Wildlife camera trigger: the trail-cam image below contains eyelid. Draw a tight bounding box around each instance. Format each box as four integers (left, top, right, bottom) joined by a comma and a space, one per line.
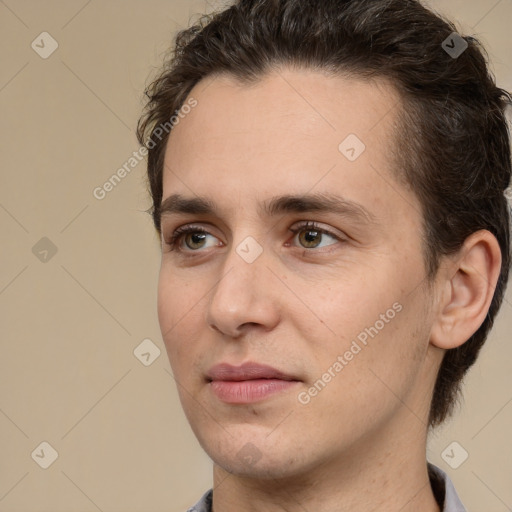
289, 220, 344, 239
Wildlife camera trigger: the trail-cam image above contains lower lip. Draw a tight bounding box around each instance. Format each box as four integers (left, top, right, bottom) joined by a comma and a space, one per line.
209, 379, 299, 404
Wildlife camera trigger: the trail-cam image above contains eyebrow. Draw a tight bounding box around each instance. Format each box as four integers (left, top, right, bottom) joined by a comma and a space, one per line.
159, 192, 377, 225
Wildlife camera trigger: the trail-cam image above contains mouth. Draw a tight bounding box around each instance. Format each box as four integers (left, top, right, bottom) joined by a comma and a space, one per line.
206, 362, 301, 404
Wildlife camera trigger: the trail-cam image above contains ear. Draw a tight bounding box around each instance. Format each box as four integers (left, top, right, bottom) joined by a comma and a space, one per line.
430, 230, 502, 350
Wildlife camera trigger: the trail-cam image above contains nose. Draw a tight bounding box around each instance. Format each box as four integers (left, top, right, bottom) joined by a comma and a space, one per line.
205, 241, 281, 338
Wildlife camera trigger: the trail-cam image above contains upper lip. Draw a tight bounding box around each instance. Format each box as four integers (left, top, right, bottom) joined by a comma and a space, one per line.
206, 362, 298, 382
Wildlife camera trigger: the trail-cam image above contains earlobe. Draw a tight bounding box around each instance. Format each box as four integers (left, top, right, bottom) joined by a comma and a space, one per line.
430, 230, 502, 350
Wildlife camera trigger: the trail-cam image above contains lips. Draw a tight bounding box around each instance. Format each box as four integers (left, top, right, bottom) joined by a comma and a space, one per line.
206, 362, 297, 382
206, 362, 300, 404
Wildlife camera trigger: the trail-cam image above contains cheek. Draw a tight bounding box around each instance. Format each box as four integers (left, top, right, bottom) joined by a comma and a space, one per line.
298, 259, 426, 383
157, 280, 175, 338
294, 268, 393, 349
298, 302, 429, 443
157, 265, 202, 331
157, 270, 201, 371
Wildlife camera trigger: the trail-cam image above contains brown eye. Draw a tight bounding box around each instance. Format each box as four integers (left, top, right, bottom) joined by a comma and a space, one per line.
183, 232, 208, 250
298, 228, 323, 248
290, 222, 340, 250
165, 225, 219, 252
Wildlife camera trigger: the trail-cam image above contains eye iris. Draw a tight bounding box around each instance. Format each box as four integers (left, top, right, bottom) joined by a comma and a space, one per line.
185, 232, 207, 249
299, 229, 321, 248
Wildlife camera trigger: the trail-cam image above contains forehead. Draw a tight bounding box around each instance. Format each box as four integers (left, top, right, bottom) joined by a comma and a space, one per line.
166, 67, 400, 154
161, 67, 416, 225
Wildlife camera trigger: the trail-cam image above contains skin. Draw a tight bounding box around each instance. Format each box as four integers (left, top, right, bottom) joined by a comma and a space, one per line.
156, 67, 501, 512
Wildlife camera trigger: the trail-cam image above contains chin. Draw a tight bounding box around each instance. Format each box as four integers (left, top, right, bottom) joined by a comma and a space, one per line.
199, 428, 314, 481
213, 450, 308, 480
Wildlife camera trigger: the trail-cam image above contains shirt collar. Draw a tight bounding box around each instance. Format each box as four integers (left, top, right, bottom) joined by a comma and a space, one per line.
427, 462, 468, 511
187, 489, 212, 512
188, 462, 467, 512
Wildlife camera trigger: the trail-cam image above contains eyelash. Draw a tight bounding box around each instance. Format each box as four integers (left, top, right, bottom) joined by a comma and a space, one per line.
164, 221, 342, 253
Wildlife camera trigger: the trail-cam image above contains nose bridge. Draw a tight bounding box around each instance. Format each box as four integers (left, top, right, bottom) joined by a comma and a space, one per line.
205, 234, 279, 335
210, 235, 265, 310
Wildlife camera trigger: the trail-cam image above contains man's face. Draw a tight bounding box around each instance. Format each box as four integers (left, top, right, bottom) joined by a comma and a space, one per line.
158, 68, 441, 478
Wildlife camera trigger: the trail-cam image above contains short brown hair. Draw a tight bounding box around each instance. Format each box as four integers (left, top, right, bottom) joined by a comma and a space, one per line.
137, 0, 512, 427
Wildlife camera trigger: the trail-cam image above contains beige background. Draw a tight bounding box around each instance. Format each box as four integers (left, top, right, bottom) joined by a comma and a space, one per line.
0, 0, 510, 510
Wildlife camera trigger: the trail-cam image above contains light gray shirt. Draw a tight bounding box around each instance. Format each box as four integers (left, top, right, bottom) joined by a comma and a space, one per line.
186, 462, 467, 511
